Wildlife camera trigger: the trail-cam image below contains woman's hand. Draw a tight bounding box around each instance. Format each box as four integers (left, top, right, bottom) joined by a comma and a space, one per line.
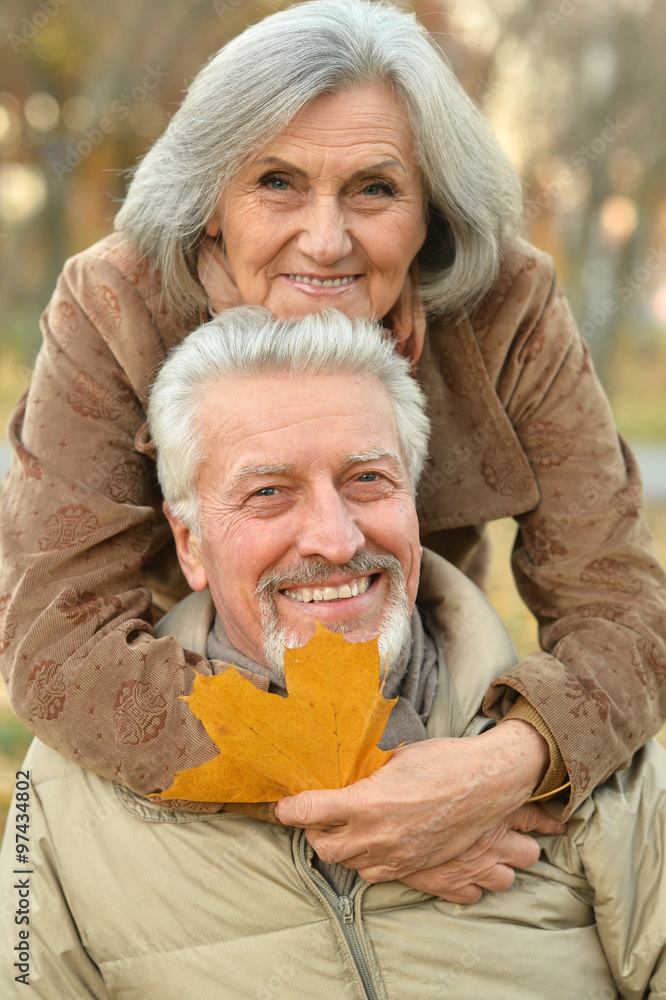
274, 721, 552, 883
384, 259, 426, 373
398, 803, 566, 903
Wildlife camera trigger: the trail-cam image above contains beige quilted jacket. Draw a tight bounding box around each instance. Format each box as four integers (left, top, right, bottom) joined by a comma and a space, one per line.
1, 554, 664, 999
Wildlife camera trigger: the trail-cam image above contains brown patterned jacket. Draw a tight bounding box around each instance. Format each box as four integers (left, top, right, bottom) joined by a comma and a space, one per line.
1, 232, 664, 819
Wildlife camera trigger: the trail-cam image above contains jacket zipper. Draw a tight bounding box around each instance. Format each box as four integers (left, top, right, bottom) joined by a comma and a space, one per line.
297, 834, 382, 1000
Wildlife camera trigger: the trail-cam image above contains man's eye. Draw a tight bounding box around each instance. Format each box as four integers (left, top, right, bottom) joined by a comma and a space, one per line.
254, 487, 278, 497
357, 472, 379, 482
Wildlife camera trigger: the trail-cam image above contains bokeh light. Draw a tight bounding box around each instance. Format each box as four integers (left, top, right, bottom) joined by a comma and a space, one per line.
0, 163, 48, 224
33, 27, 68, 62
61, 96, 97, 132
653, 287, 666, 323
599, 195, 639, 245
24, 92, 60, 132
0, 93, 22, 146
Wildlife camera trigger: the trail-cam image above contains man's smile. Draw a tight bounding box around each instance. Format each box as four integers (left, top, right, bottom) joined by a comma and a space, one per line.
281, 573, 374, 603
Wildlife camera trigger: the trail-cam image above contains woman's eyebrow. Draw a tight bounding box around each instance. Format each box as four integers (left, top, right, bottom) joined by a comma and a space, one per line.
253, 157, 308, 178
348, 159, 405, 179
251, 157, 405, 180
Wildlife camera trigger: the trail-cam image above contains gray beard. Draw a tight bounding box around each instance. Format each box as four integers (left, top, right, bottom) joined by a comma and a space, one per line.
255, 551, 412, 687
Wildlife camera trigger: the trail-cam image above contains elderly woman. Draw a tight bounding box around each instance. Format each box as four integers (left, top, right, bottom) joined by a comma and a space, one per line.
1, 0, 665, 897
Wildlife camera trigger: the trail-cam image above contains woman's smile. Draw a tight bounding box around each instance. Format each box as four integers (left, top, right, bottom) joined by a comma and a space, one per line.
281, 272, 360, 297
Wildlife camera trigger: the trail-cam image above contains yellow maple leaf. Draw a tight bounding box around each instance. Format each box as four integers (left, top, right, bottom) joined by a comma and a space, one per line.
159, 621, 398, 802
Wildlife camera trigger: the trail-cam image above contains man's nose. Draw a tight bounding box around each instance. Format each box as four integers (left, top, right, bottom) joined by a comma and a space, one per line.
295, 488, 364, 565
296, 197, 353, 265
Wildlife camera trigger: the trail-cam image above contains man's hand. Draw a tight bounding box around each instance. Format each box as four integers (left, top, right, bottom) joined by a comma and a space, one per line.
398, 803, 566, 904
274, 721, 553, 882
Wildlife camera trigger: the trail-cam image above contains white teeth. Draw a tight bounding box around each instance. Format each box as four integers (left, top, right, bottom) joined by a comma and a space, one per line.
282, 576, 372, 603
289, 274, 355, 287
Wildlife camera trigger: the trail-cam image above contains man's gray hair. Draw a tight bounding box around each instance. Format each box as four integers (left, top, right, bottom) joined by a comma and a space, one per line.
148, 307, 430, 533
115, 0, 521, 319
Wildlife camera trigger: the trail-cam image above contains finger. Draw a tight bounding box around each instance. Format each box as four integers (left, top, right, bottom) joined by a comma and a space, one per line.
304, 828, 369, 866
401, 872, 484, 905
473, 863, 516, 893
439, 885, 484, 905
509, 803, 567, 836
496, 830, 541, 871
274, 788, 351, 829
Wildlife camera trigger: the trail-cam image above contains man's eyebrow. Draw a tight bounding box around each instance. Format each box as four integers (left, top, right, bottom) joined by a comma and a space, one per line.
224, 464, 294, 497
342, 449, 402, 469
252, 157, 405, 180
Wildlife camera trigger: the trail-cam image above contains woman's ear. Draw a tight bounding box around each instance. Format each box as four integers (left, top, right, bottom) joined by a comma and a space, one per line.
164, 504, 209, 592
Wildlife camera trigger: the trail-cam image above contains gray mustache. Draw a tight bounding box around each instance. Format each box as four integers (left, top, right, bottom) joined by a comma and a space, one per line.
255, 551, 404, 598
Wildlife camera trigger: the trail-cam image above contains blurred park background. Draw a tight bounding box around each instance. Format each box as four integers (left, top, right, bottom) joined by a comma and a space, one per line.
0, 0, 665, 833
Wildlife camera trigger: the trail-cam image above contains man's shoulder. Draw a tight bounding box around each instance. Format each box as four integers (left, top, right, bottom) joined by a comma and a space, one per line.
419, 549, 519, 735
21, 738, 104, 792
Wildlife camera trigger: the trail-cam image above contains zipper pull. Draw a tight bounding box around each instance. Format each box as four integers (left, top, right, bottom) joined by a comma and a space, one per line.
339, 896, 354, 925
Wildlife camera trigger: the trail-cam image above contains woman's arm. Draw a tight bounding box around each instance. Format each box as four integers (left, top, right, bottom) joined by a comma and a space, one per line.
478, 247, 666, 818
0, 237, 226, 798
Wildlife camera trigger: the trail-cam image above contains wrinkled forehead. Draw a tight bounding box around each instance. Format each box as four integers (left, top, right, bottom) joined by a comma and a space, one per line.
226, 82, 424, 187
195, 370, 408, 491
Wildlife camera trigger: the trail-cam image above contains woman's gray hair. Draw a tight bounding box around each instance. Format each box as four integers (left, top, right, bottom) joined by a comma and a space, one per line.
115, 0, 522, 319
148, 306, 430, 533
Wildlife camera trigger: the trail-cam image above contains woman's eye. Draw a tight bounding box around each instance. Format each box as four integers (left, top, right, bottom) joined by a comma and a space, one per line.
260, 174, 290, 191
362, 181, 394, 197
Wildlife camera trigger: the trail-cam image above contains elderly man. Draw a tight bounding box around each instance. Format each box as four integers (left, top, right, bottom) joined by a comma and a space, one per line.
1, 308, 665, 999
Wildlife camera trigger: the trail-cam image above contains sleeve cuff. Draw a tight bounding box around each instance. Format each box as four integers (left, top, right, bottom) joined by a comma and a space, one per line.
500, 696, 571, 801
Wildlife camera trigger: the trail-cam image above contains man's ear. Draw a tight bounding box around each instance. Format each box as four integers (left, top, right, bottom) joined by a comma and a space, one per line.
164, 503, 209, 592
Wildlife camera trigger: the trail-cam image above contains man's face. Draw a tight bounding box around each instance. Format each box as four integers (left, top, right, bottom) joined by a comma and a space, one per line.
167, 371, 422, 671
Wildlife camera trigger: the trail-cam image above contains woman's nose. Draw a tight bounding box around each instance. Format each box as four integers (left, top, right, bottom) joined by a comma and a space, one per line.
295, 197, 353, 265
295, 488, 364, 565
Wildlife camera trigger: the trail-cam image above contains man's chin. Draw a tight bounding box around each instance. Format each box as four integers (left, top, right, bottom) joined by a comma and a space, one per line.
257, 555, 413, 683
262, 607, 411, 686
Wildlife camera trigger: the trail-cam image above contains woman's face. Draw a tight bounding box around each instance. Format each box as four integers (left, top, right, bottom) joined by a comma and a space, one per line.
205, 83, 427, 320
